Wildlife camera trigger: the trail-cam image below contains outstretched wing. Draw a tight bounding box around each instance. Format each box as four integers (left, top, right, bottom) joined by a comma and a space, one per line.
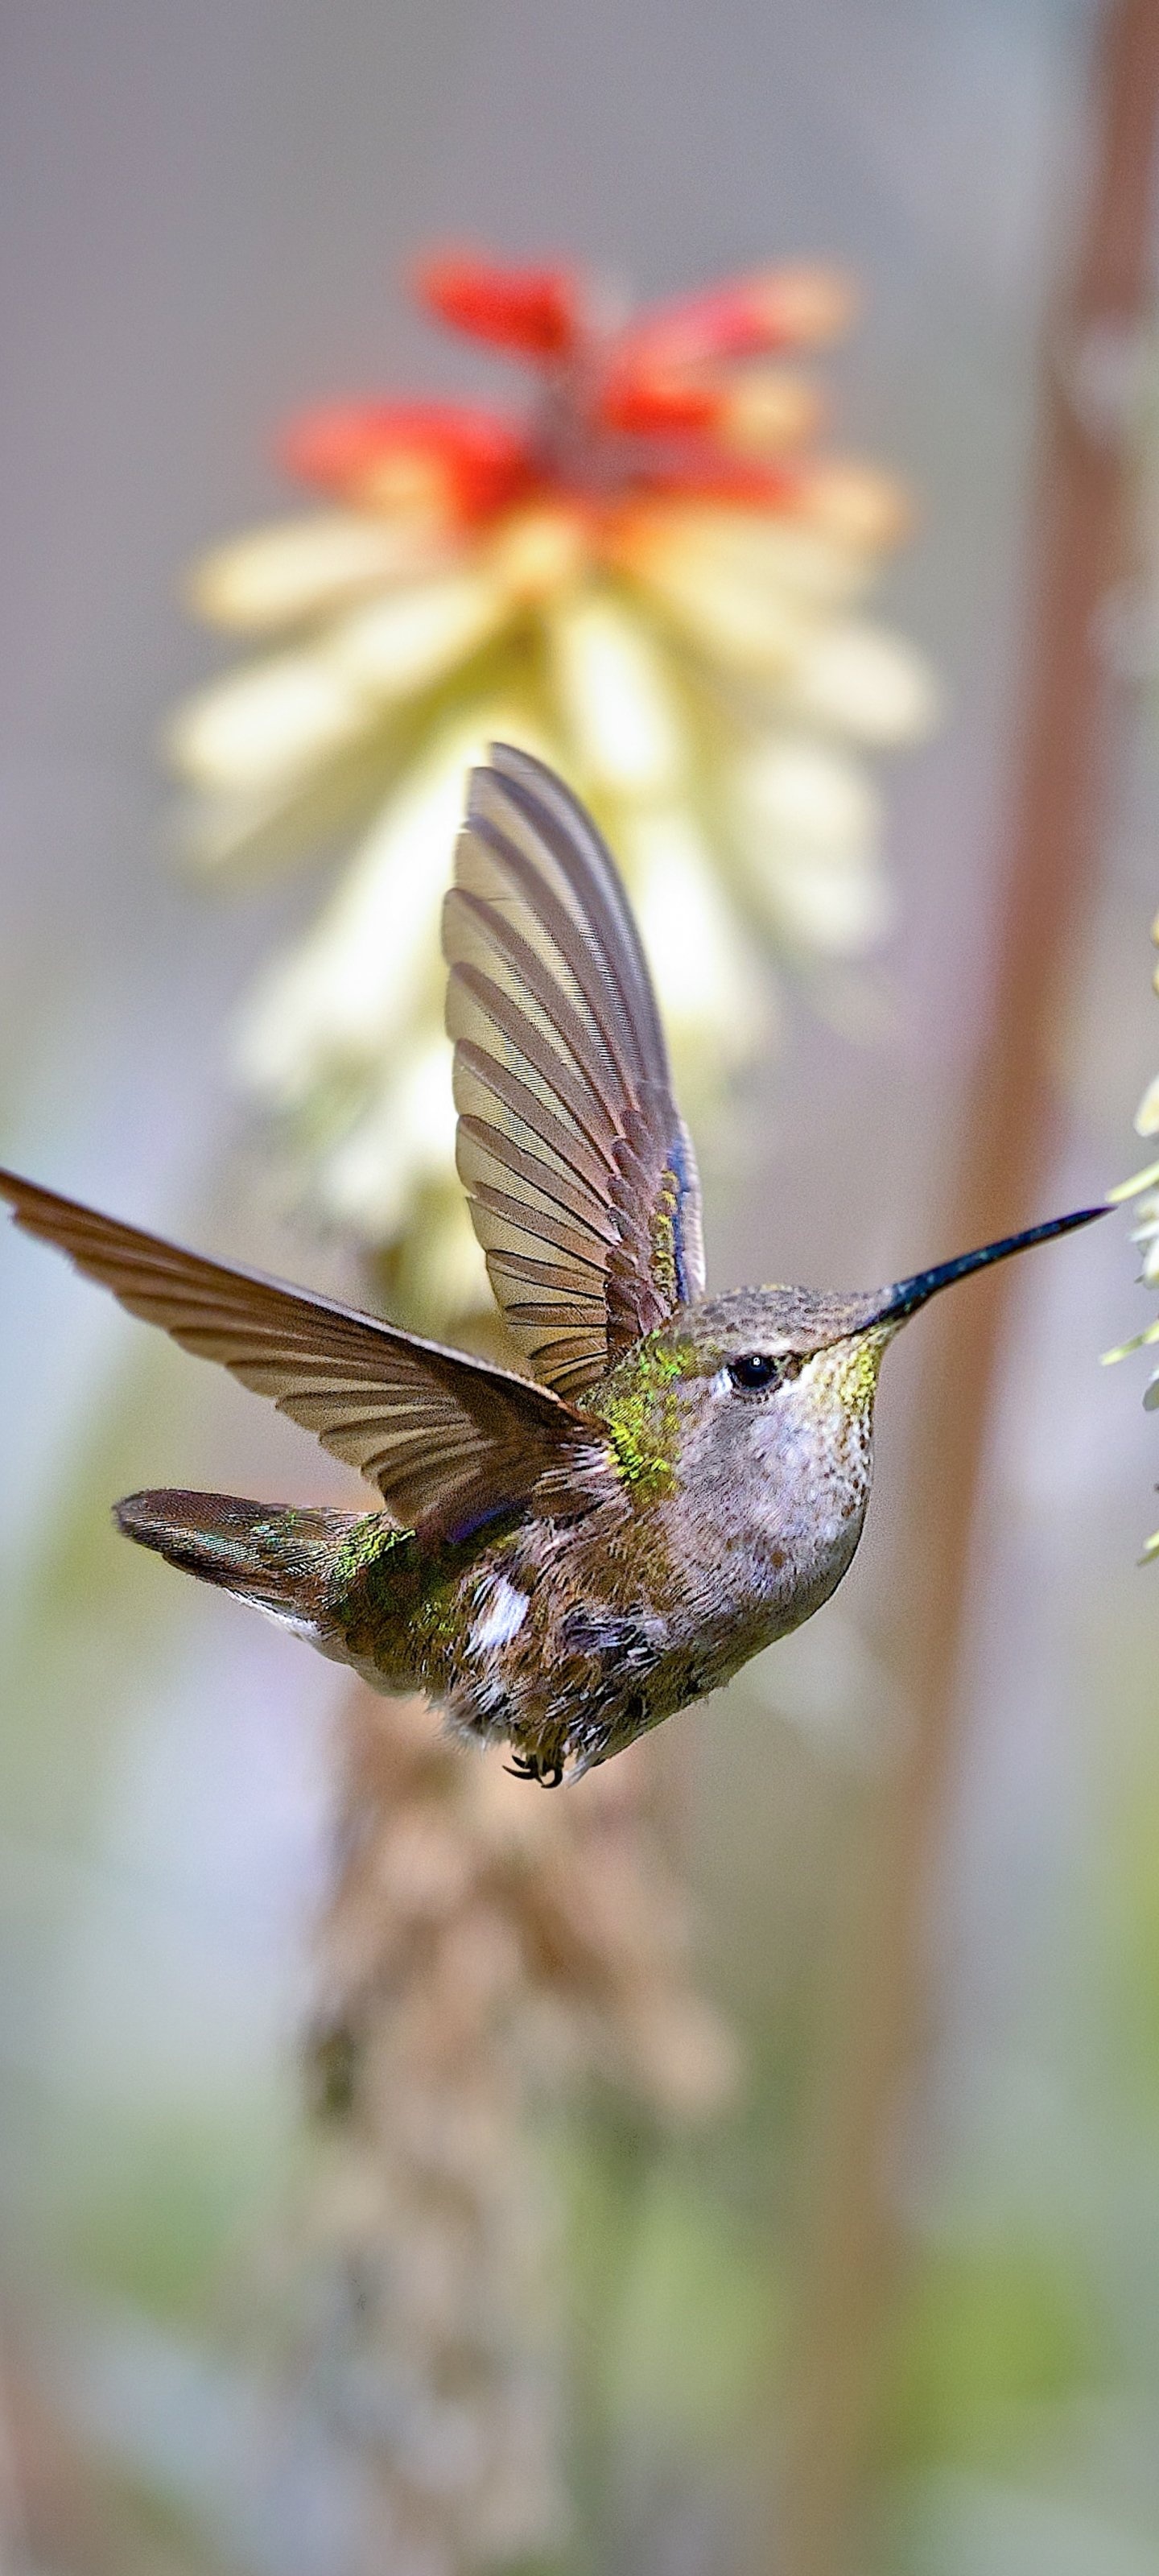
0, 1167, 594, 1544
443, 744, 705, 1399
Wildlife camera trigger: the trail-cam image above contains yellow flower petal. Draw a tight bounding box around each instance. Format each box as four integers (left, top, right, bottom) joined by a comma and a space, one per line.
728, 736, 891, 954
392, 1183, 491, 1319
172, 745, 389, 879
619, 504, 869, 612
1102, 1317, 1159, 1362
722, 369, 823, 452
616, 807, 765, 1067
733, 733, 880, 852
326, 568, 510, 701
617, 506, 894, 681
233, 703, 554, 1112
637, 557, 811, 678
323, 1033, 460, 1237
763, 853, 892, 952
186, 513, 452, 633
802, 464, 909, 549
488, 505, 589, 605
1135, 1071, 1159, 1136
167, 651, 373, 792
784, 621, 940, 743
548, 593, 687, 797
1108, 1156, 1159, 1202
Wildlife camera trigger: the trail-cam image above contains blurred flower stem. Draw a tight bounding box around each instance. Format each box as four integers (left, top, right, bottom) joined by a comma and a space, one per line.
293, 1692, 732, 2576
776, 8, 1159, 2573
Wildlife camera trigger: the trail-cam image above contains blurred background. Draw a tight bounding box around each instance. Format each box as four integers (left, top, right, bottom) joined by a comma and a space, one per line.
2, 2, 1158, 2571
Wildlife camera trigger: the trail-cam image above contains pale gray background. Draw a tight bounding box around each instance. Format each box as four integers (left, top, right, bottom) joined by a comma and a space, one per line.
1, 4, 1156, 2569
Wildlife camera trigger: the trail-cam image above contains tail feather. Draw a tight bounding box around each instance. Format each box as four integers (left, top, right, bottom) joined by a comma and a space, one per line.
114, 1489, 356, 1634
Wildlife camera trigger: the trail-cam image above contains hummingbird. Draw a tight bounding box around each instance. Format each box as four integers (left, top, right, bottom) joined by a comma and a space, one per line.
0, 745, 1105, 1782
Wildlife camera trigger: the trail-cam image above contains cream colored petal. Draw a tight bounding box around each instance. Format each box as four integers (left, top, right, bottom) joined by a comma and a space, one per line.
1108, 1154, 1159, 1201
723, 369, 823, 451
633, 555, 813, 679
171, 737, 393, 879
616, 806, 766, 1068
802, 464, 909, 548
783, 621, 940, 743
732, 733, 881, 854
548, 592, 687, 797
728, 734, 890, 954
1136, 1071, 1159, 1136
618, 506, 871, 611
759, 854, 893, 952
233, 757, 458, 1108
619, 510, 879, 679
394, 1183, 492, 1318
168, 650, 373, 792
321, 1031, 460, 1237
326, 568, 510, 702
233, 702, 556, 1113
1131, 1194, 1159, 1294
186, 513, 453, 634
1103, 1315, 1159, 1361
488, 504, 589, 604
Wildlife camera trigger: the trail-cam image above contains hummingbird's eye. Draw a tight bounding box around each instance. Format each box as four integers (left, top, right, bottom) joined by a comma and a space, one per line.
727, 1352, 782, 1392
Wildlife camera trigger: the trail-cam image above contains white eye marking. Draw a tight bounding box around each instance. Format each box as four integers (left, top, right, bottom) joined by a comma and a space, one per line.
468, 1576, 530, 1654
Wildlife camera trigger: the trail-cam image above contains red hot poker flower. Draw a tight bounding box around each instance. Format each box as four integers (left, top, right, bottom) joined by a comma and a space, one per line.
172, 244, 934, 1304
278, 248, 878, 533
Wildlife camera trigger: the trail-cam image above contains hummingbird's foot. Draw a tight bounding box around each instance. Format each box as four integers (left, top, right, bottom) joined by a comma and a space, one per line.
503, 1749, 566, 1787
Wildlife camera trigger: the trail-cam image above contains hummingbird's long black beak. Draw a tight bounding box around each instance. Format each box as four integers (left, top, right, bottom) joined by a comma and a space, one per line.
867, 1203, 1108, 1331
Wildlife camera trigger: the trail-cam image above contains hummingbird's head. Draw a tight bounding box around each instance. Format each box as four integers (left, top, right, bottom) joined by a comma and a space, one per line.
592, 1206, 1105, 1611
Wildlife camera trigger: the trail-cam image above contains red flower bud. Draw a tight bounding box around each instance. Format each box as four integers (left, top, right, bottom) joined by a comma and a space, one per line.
633, 453, 801, 506
616, 265, 855, 374
415, 250, 582, 361
278, 402, 537, 523
596, 371, 724, 436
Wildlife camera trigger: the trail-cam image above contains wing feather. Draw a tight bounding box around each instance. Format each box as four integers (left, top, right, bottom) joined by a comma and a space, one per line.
443, 744, 705, 1397
0, 1166, 594, 1543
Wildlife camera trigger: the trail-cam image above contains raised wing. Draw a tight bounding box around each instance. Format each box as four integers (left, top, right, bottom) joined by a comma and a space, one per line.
0, 1167, 592, 1544
443, 744, 705, 1399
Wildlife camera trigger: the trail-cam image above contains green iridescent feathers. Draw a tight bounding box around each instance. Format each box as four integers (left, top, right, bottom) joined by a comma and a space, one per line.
444, 744, 706, 1398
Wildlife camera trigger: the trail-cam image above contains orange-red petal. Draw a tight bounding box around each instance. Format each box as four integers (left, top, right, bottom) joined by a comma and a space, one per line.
596, 370, 724, 436
278, 402, 538, 524
616, 265, 856, 374
415, 248, 582, 361
598, 365, 823, 452
629, 449, 802, 506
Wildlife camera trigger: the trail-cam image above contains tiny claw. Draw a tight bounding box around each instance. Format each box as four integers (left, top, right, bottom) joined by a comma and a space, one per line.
504, 1749, 565, 1786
